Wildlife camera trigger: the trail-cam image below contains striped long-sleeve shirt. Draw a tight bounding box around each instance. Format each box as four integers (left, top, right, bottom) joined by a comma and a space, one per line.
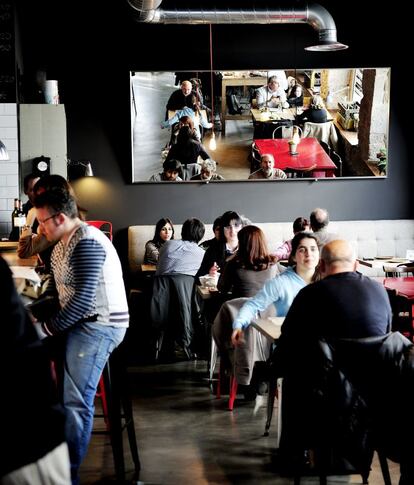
43, 224, 129, 335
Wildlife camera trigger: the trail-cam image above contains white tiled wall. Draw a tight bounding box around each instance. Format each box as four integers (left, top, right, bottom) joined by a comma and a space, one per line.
0, 103, 19, 238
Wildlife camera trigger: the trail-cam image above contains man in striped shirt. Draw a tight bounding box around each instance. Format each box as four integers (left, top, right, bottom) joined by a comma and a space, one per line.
34, 187, 128, 485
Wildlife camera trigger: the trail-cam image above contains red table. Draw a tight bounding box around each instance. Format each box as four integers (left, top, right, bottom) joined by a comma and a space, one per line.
383, 277, 414, 341
254, 137, 337, 177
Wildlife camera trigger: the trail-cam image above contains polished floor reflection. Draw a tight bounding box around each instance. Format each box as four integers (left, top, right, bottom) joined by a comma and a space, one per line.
81, 360, 400, 484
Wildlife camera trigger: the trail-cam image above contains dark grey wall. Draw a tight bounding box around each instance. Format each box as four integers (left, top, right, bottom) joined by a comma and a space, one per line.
17, 1, 414, 235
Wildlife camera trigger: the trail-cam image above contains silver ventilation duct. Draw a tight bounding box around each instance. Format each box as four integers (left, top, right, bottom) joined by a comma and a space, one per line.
127, 1, 348, 51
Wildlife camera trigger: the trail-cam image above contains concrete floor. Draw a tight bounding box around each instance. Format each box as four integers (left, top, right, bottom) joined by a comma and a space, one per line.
80, 360, 400, 484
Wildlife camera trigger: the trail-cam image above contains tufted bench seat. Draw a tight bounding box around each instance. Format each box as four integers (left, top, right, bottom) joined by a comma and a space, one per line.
128, 220, 414, 277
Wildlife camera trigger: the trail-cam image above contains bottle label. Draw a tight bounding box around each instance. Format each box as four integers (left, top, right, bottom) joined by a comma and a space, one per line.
14, 216, 26, 227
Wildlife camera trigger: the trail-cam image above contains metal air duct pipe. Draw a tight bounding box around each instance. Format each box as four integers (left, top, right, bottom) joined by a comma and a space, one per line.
127, 1, 348, 51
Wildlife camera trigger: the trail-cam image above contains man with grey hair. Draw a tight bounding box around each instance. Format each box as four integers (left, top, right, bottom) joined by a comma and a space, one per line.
269, 241, 398, 477
309, 207, 339, 248
249, 154, 287, 180
274, 239, 391, 356
256, 76, 288, 109
190, 159, 224, 181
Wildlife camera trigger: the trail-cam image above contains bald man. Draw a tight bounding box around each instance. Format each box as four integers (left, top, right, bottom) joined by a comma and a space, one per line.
166, 80, 200, 114
277, 240, 391, 344
270, 240, 392, 474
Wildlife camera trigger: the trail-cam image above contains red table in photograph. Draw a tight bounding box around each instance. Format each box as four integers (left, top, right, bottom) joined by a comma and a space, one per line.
254, 137, 337, 177
383, 277, 414, 340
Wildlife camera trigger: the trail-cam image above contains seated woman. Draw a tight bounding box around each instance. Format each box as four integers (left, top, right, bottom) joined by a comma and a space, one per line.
144, 218, 175, 265
287, 85, 304, 107
167, 115, 200, 147
296, 94, 328, 124
161, 104, 212, 141
196, 210, 243, 281
165, 125, 210, 181
272, 216, 309, 262
218, 225, 280, 298
190, 159, 224, 181
232, 232, 320, 346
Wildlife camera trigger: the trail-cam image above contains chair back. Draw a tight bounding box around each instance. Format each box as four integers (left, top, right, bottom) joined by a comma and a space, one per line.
303, 121, 338, 151
251, 142, 261, 172
272, 125, 293, 139
86, 220, 113, 241
284, 164, 317, 178
319, 140, 331, 156
330, 150, 343, 177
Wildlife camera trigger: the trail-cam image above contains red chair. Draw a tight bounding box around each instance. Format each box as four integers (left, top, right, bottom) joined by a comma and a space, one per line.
86, 220, 113, 241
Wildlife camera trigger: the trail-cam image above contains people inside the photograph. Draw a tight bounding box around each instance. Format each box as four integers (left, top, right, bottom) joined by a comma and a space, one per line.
144, 218, 175, 265
166, 80, 202, 114
190, 159, 224, 181
249, 154, 287, 180
256, 76, 288, 109
273, 216, 310, 261
296, 94, 328, 123
149, 159, 183, 182
287, 84, 304, 107
165, 126, 210, 180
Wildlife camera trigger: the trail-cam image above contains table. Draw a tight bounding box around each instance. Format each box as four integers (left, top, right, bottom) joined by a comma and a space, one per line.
253, 138, 337, 177
251, 316, 284, 340
251, 108, 296, 139
358, 258, 411, 271
383, 277, 414, 341
220, 75, 267, 135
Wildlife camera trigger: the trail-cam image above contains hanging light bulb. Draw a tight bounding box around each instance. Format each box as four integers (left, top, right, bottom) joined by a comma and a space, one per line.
208, 24, 217, 152
209, 132, 217, 151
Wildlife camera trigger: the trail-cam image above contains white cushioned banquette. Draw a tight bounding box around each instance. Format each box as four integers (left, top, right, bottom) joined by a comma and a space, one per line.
128, 220, 414, 276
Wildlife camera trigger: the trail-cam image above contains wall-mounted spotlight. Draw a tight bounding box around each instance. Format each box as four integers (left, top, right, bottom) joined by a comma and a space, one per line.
67, 159, 94, 181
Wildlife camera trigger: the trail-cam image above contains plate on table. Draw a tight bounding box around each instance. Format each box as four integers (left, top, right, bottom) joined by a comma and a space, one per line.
375, 256, 393, 260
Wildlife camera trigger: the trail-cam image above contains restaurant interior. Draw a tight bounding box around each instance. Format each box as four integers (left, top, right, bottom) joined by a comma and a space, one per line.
0, 0, 413, 484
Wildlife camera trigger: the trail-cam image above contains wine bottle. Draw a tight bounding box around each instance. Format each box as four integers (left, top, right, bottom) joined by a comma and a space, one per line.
9, 199, 26, 241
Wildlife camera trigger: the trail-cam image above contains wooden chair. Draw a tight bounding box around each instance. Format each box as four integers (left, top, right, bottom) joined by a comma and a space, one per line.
284, 164, 317, 178
250, 142, 262, 173
330, 150, 343, 177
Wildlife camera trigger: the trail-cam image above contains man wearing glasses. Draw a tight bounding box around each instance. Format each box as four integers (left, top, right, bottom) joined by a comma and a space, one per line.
34, 187, 129, 485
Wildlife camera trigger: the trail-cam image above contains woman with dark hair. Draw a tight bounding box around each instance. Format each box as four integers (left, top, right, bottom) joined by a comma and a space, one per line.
165, 125, 210, 180
144, 218, 174, 265
218, 225, 279, 297
287, 84, 304, 107
232, 232, 320, 346
196, 210, 243, 281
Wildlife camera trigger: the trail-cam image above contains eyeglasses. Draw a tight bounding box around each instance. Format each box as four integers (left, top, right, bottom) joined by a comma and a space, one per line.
38, 213, 59, 225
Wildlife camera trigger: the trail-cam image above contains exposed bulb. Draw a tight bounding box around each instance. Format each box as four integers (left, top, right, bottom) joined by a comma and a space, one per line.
209, 132, 217, 151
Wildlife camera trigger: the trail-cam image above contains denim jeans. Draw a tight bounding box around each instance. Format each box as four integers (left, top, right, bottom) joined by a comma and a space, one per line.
62, 322, 127, 484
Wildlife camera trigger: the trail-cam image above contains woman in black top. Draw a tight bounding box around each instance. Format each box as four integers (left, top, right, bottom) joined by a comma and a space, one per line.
296, 94, 328, 123
196, 211, 243, 281
165, 125, 210, 180
287, 85, 304, 108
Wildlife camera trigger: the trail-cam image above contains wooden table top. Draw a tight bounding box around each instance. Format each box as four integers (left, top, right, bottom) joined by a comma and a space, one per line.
357, 258, 411, 269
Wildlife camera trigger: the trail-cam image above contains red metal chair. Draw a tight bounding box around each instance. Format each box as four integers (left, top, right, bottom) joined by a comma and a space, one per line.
86, 220, 113, 241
